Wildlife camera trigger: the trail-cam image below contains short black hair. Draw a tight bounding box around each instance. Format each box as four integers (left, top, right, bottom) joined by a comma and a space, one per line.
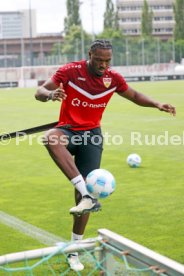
90, 39, 112, 52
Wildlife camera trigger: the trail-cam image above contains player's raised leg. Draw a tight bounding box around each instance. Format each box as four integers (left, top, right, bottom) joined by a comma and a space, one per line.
44, 128, 101, 215
69, 129, 103, 215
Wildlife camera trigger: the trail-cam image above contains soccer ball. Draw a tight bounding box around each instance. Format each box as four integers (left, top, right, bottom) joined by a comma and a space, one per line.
127, 153, 141, 168
86, 169, 116, 199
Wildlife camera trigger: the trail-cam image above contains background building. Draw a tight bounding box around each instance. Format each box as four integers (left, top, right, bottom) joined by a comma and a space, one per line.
0, 9, 64, 67
117, 0, 175, 39
0, 10, 37, 39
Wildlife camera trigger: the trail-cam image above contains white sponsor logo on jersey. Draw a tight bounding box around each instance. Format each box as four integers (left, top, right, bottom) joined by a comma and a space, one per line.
71, 98, 106, 108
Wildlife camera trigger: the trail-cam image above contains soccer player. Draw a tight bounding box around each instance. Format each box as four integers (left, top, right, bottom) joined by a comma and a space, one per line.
35, 39, 176, 271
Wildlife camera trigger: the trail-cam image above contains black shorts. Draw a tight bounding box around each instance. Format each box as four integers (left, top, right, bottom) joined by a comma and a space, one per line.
58, 127, 103, 177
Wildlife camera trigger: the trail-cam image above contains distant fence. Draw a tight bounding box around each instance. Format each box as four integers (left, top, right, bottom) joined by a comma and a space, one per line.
0, 63, 184, 88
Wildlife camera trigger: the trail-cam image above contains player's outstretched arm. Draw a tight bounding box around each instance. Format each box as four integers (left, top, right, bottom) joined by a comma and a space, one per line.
35, 79, 67, 102
118, 86, 176, 116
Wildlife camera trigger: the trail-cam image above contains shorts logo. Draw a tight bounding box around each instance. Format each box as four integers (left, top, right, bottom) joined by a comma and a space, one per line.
103, 78, 112, 88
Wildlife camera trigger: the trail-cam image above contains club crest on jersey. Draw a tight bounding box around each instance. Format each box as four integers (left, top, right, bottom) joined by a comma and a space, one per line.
103, 78, 112, 88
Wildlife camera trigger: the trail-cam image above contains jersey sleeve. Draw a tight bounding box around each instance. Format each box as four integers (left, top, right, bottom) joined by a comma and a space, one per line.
114, 71, 129, 93
51, 64, 70, 87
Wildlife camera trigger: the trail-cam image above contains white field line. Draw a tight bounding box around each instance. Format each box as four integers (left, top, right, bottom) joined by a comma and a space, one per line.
0, 211, 67, 246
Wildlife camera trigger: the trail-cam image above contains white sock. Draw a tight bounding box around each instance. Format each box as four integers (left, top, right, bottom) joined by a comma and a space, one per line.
71, 175, 91, 197
71, 232, 83, 241
70, 232, 83, 256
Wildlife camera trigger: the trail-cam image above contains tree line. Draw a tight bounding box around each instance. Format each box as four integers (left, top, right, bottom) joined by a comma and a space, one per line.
52, 0, 184, 65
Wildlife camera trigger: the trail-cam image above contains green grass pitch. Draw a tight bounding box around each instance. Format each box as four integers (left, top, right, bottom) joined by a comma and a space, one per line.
0, 81, 184, 264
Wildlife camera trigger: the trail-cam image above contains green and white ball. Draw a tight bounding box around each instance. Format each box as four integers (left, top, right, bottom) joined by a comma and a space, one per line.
127, 153, 141, 168
86, 169, 116, 199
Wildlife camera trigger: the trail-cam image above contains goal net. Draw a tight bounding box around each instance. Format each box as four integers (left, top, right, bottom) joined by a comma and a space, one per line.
0, 228, 183, 276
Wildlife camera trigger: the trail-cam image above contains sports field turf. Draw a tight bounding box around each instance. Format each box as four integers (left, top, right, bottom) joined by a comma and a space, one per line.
0, 80, 184, 265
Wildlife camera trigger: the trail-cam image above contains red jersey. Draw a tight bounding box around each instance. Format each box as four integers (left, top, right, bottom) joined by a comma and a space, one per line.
51, 60, 128, 130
